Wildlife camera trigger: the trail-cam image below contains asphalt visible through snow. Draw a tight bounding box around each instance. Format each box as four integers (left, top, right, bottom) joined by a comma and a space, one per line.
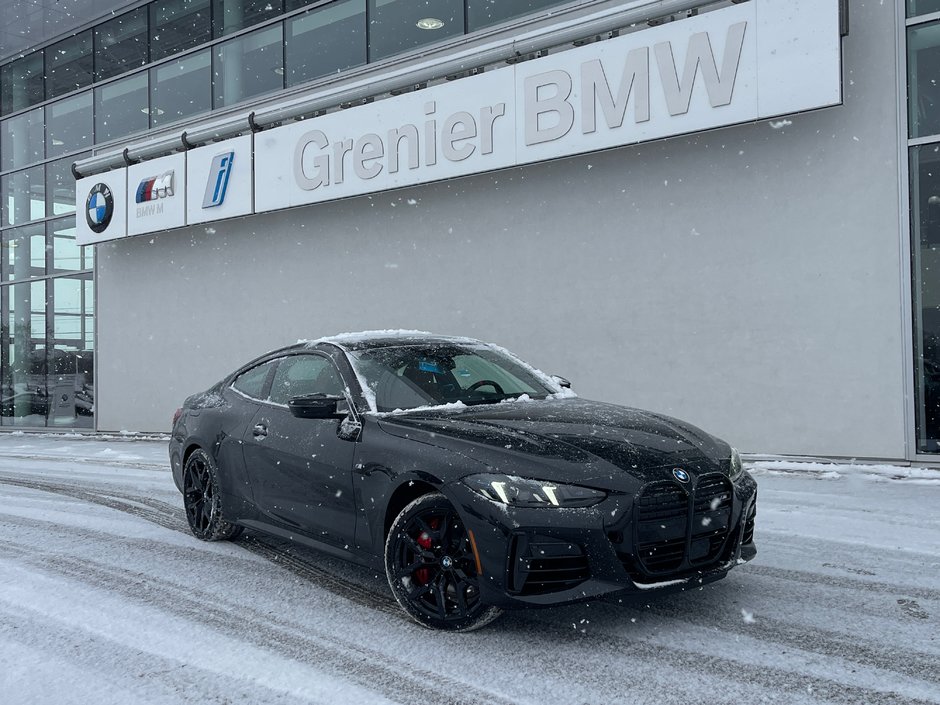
0, 435, 937, 705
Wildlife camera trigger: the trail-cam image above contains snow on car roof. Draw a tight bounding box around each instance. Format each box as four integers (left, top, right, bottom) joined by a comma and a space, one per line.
297, 330, 483, 351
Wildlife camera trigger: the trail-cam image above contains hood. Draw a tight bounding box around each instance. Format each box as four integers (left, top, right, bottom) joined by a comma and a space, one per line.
375, 397, 731, 491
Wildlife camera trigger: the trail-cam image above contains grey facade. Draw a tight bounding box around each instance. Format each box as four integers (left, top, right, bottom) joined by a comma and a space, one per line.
95, 0, 907, 459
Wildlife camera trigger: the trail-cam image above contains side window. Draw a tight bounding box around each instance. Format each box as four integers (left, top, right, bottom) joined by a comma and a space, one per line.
268, 355, 345, 405
231, 360, 276, 399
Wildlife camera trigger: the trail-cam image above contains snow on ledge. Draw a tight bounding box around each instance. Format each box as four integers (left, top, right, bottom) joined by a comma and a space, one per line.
746, 459, 940, 485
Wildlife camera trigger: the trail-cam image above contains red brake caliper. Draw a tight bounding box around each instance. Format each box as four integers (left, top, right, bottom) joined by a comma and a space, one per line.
414, 517, 440, 585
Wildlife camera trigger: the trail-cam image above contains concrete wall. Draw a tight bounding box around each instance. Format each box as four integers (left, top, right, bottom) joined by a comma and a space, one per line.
97, 0, 907, 459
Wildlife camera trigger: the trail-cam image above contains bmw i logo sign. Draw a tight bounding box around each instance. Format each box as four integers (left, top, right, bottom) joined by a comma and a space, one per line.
672, 468, 690, 483
85, 183, 114, 234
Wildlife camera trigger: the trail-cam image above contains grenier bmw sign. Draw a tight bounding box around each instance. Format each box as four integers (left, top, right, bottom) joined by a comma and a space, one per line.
75, 0, 841, 245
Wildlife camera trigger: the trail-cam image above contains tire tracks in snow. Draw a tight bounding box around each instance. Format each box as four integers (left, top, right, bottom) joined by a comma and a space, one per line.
0, 474, 397, 615
3, 473, 938, 704
502, 610, 940, 705
0, 475, 525, 705
744, 564, 940, 603
0, 603, 340, 705
0, 546, 517, 705
0, 451, 168, 471
607, 594, 940, 689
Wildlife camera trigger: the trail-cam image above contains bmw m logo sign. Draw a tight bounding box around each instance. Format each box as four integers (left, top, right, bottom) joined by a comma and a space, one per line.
136, 171, 175, 203
672, 468, 690, 483
203, 151, 234, 208
85, 183, 114, 234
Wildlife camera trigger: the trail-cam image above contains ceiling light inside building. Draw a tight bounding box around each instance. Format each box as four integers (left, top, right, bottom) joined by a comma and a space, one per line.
416, 17, 444, 30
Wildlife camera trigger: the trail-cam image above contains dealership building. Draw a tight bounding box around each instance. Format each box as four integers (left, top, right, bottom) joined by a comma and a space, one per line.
1, 0, 937, 462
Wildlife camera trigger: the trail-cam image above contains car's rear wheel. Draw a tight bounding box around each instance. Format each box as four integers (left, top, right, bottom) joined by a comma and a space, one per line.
183, 448, 243, 541
385, 492, 501, 631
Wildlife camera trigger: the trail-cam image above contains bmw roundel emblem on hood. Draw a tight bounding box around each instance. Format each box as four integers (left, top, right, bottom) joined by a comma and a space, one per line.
672, 468, 690, 483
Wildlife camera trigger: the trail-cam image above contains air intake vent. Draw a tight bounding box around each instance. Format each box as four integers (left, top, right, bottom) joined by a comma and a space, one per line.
508, 535, 590, 595
742, 496, 757, 545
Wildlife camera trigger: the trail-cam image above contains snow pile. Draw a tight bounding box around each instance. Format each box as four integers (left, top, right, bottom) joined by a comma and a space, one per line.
747, 459, 940, 484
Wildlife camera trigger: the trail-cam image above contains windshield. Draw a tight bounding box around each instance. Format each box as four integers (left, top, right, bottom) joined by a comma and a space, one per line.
349, 344, 557, 412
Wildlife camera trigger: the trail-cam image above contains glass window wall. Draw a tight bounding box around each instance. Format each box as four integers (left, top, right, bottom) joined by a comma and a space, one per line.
213, 0, 284, 37
151, 0, 213, 60
213, 24, 283, 108
286, 0, 366, 86
151, 49, 211, 126
908, 22, 940, 139
45, 31, 94, 99
94, 8, 150, 81
910, 1, 940, 17
368, 0, 464, 62
1, 107, 44, 170
467, 0, 568, 31
1, 167, 45, 227
45, 92, 94, 158
95, 72, 149, 143
50, 219, 93, 275
47, 154, 88, 217
0, 52, 44, 116
49, 341, 96, 428
1, 280, 47, 426
911, 144, 940, 452
2, 224, 46, 281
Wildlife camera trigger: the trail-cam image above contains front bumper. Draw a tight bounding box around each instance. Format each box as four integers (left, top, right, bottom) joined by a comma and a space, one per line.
445, 472, 758, 609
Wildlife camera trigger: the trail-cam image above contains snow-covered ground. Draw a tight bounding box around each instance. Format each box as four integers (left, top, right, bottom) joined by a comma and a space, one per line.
0, 434, 938, 705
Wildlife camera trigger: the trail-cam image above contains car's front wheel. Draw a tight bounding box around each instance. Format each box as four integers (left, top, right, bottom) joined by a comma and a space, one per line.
385, 492, 502, 631
182, 448, 243, 541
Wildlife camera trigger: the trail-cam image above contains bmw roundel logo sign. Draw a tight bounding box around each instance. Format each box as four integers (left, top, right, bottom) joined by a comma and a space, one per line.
672, 468, 690, 483
85, 183, 114, 234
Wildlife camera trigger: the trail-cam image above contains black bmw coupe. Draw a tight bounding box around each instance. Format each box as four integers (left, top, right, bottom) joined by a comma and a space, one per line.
170, 332, 757, 630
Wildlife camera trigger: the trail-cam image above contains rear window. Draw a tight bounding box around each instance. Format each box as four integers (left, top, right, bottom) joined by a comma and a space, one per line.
231, 360, 275, 399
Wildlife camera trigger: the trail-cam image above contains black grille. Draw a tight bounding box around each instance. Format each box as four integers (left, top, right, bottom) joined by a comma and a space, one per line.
636, 482, 688, 572
742, 497, 757, 544
690, 475, 733, 565
631, 474, 734, 575
508, 535, 590, 595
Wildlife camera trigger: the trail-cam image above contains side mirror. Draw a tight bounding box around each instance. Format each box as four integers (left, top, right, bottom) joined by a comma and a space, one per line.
550, 375, 572, 389
288, 393, 346, 419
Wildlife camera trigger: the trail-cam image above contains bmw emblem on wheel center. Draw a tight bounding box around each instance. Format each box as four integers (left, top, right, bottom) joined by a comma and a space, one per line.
672, 468, 690, 483
85, 183, 114, 234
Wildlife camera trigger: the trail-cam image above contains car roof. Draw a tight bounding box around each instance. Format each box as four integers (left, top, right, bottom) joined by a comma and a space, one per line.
297, 330, 485, 352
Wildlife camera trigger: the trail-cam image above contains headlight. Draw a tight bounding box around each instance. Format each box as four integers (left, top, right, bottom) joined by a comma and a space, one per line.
729, 447, 745, 480
463, 474, 606, 508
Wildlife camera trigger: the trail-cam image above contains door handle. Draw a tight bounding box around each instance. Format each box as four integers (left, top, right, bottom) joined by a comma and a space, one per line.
253, 423, 268, 439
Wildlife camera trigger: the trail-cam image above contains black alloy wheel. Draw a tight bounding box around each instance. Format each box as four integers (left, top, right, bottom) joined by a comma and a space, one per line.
182, 448, 243, 541
385, 492, 502, 631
